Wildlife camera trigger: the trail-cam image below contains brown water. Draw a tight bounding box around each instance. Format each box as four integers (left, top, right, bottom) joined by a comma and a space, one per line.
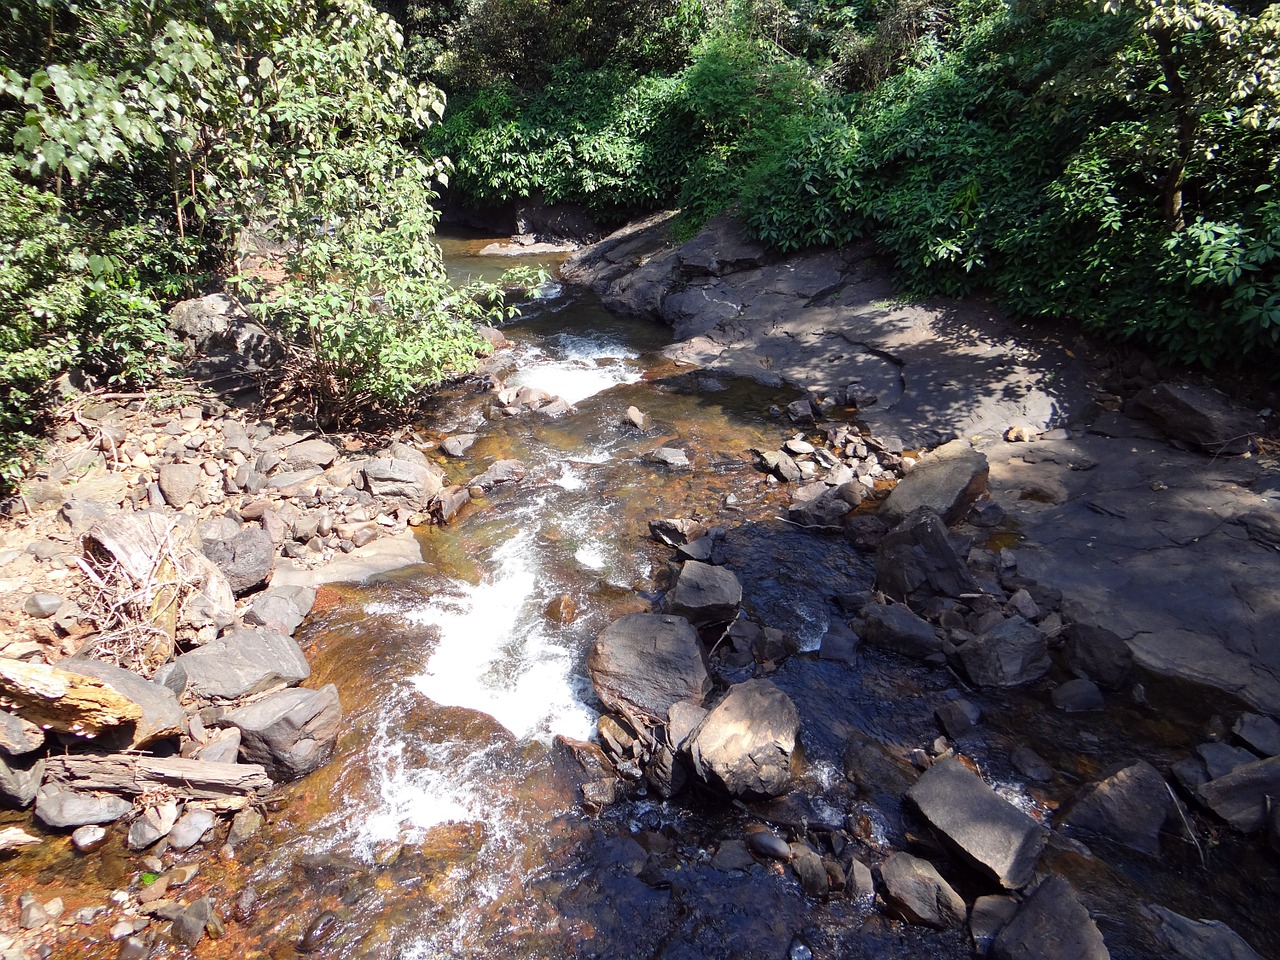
6, 235, 1279, 960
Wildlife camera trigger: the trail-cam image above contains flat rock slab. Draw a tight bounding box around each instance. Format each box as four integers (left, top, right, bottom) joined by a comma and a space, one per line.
688, 678, 799, 799
906, 757, 1048, 889
993, 876, 1110, 960
176, 627, 309, 700
61, 659, 184, 749
663, 560, 742, 627
34, 783, 132, 828
589, 613, 710, 720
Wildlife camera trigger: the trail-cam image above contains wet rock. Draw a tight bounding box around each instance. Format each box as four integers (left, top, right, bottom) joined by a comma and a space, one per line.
787, 398, 816, 424
625, 406, 647, 430
167, 808, 216, 852
432, 485, 471, 522
787, 484, 864, 526
747, 829, 792, 861
61, 659, 185, 749
663, 560, 742, 626
861, 602, 944, 662
177, 627, 309, 700
23, 592, 62, 618
245, 584, 316, 635
848, 857, 875, 900
1129, 382, 1261, 454
648, 518, 707, 546
971, 895, 1019, 956
760, 449, 803, 483
1051, 678, 1104, 712
957, 617, 1050, 688
1147, 903, 1266, 960
1010, 746, 1054, 782
171, 897, 217, 949
907, 757, 1048, 889
1196, 755, 1280, 832
711, 838, 755, 872
667, 700, 708, 751
202, 526, 274, 595
1063, 760, 1173, 854
644, 744, 687, 799
229, 807, 264, 846
879, 441, 989, 526
470, 459, 526, 490
688, 679, 799, 798
1233, 713, 1280, 757
223, 683, 341, 782
35, 783, 132, 828
300, 910, 341, 952
843, 733, 917, 797
650, 447, 691, 469
361, 457, 443, 507
441, 434, 477, 457
935, 699, 982, 740
71, 824, 108, 852
589, 613, 710, 718
677, 537, 714, 562
789, 842, 829, 898
0, 752, 43, 806
844, 514, 889, 551
0, 712, 45, 755
874, 507, 981, 604
1063, 623, 1133, 690
157, 463, 202, 508
877, 851, 965, 929
992, 876, 1109, 960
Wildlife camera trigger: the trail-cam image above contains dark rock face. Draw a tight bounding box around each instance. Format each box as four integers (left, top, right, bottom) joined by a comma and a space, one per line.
906, 757, 1048, 889
1063, 623, 1133, 690
203, 526, 274, 595
1196, 755, 1280, 832
1147, 904, 1266, 960
588, 613, 710, 719
1129, 382, 1261, 454
663, 560, 742, 627
61, 659, 185, 749
879, 442, 989, 526
992, 876, 1110, 960
223, 684, 342, 782
1063, 760, 1173, 855
34, 783, 132, 828
877, 851, 965, 929
875, 508, 981, 603
176, 627, 310, 700
687, 679, 799, 798
861, 602, 944, 661
957, 616, 1051, 688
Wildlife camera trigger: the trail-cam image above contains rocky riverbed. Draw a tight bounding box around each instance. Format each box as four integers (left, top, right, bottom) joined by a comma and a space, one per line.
1, 217, 1278, 959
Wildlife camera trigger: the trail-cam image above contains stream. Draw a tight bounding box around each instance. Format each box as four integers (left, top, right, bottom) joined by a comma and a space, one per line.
13, 231, 1280, 959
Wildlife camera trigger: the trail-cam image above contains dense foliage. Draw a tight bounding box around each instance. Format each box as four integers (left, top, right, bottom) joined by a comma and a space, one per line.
426, 0, 1280, 371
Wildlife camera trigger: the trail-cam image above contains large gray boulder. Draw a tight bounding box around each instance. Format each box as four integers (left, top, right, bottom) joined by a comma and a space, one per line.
362, 457, 443, 506
663, 561, 743, 626
879, 441, 989, 526
1063, 761, 1174, 855
176, 627, 310, 700
223, 684, 341, 782
61, 659, 185, 749
1129, 382, 1261, 454
203, 526, 274, 595
875, 507, 981, 603
861, 602, 944, 661
34, 783, 132, 828
993, 876, 1110, 960
957, 616, 1051, 687
1063, 623, 1133, 690
877, 851, 966, 929
588, 614, 710, 719
906, 757, 1048, 889
1196, 755, 1280, 832
687, 679, 799, 799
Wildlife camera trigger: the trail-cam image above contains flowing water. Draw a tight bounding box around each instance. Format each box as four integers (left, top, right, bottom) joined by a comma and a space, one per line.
7, 232, 1280, 960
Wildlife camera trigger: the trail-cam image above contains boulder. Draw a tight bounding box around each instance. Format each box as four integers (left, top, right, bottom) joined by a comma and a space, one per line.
1063, 623, 1133, 690
906, 757, 1048, 889
362, 457, 443, 506
957, 617, 1051, 688
1232, 713, 1280, 757
0, 712, 45, 755
875, 507, 981, 603
648, 518, 707, 546
1063, 760, 1173, 855
787, 484, 864, 526
877, 851, 965, 929
663, 560, 742, 627
283, 438, 337, 471
34, 783, 132, 828
992, 876, 1109, 960
1051, 678, 1104, 712
687, 679, 799, 798
61, 659, 185, 749
167, 808, 216, 852
588, 614, 710, 719
1196, 755, 1280, 832
861, 602, 944, 661
176, 627, 309, 700
1147, 904, 1266, 960
1129, 382, 1261, 454
470, 459, 527, 490
157, 463, 203, 508
879, 442, 989, 526
223, 684, 341, 782
244, 585, 316, 635
441, 434, 478, 457
0, 752, 43, 807
202, 526, 274, 595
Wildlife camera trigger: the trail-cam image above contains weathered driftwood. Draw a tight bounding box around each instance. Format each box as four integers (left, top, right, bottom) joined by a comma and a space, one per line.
0, 826, 41, 852
0, 658, 142, 737
45, 754, 273, 808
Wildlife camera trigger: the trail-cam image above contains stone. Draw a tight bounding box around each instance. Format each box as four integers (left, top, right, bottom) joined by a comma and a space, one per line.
747, 830, 792, 861
787, 484, 864, 526
176, 627, 309, 700
935, 699, 982, 739
1052, 678, 1105, 712
687, 679, 799, 798
1063, 760, 1174, 855
1196, 755, 1280, 832
957, 617, 1051, 688
157, 463, 203, 507
787, 398, 816, 424
171, 897, 216, 949
663, 560, 742, 626
879, 441, 989, 526
194, 727, 241, 764
0, 711, 45, 755
667, 700, 708, 751
650, 447, 691, 469
244, 585, 316, 635
202, 526, 274, 595
35, 783, 132, 828
1010, 746, 1054, 782
1129, 382, 1261, 454
223, 683, 342, 781
362, 457, 443, 506
589, 613, 710, 719
971, 895, 1019, 956
1233, 713, 1280, 757
229, 807, 264, 846
877, 851, 965, 929
861, 602, 944, 661
23, 592, 62, 618
1195, 742, 1255, 780
1147, 904, 1266, 960
283, 438, 337, 471
469, 459, 526, 490
1063, 623, 1133, 690
906, 757, 1048, 889
711, 839, 755, 872
848, 857, 875, 900
59, 660, 182, 751
71, 824, 107, 852
0, 752, 43, 807
649, 518, 707, 546
127, 800, 179, 850
625, 406, 647, 430
993, 876, 1109, 960
167, 808, 216, 852
789, 842, 829, 898
874, 507, 982, 604
441, 434, 478, 457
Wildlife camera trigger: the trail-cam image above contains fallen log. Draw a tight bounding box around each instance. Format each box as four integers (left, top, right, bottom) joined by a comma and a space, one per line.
0, 658, 142, 737
45, 754, 273, 808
